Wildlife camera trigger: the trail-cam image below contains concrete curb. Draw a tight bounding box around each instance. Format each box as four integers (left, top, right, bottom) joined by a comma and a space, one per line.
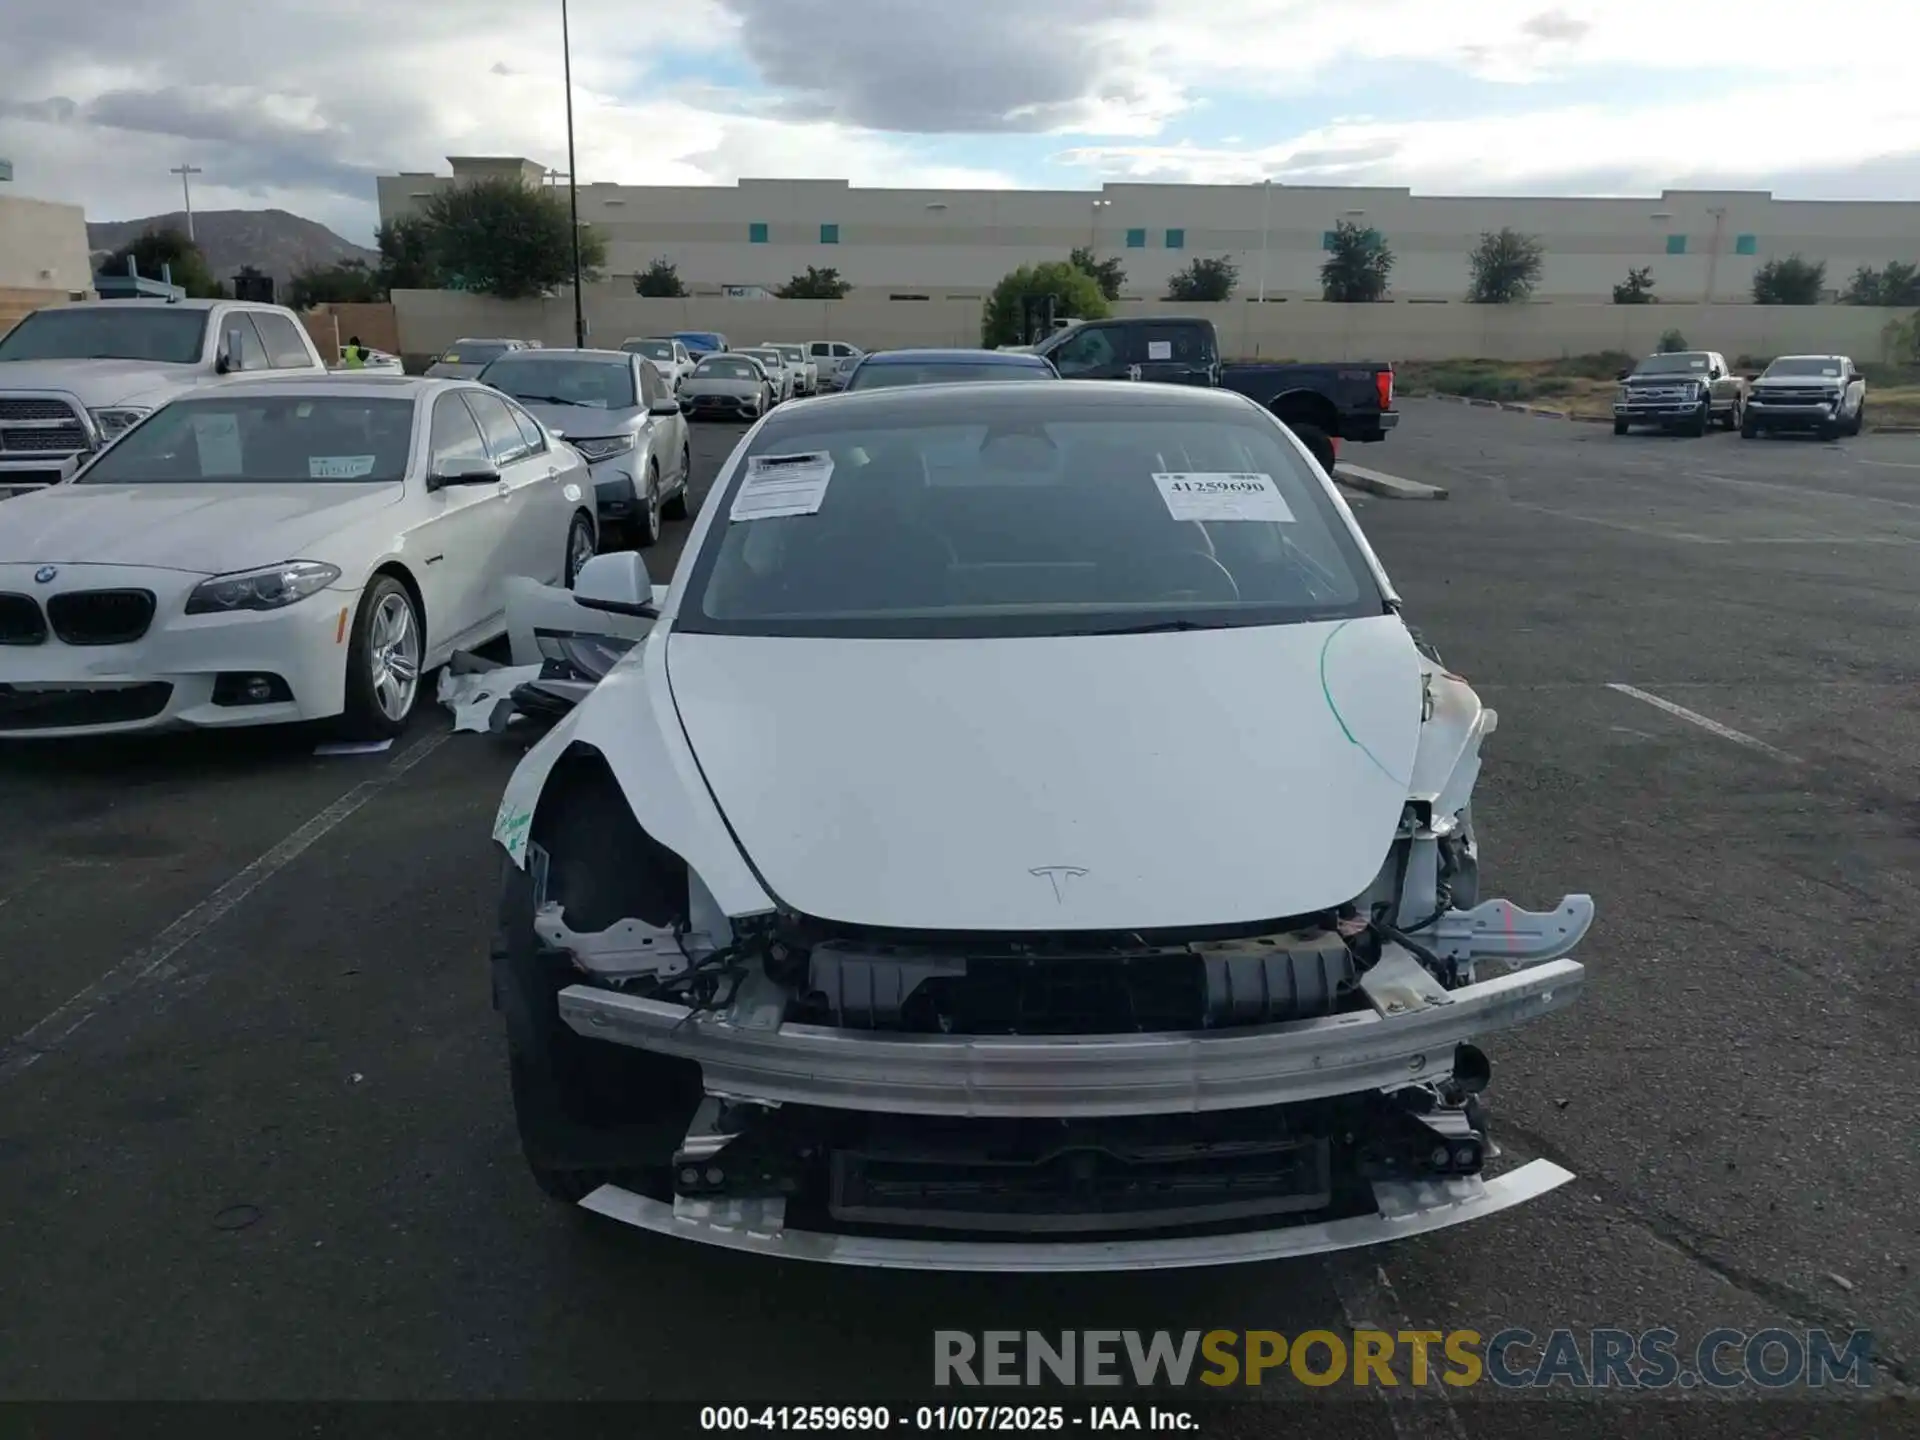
1335, 461, 1449, 501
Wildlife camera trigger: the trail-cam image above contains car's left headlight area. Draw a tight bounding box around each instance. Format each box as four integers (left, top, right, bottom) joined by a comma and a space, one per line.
87, 407, 152, 444
184, 561, 342, 615
569, 434, 636, 463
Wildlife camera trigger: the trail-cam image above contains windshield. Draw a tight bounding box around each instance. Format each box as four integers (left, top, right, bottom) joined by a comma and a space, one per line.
0, 306, 208, 364
623, 339, 675, 361
76, 395, 415, 484
742, 350, 785, 367
439, 341, 512, 365
696, 358, 762, 381
676, 396, 1381, 640
847, 361, 1049, 390
775, 346, 806, 362
1633, 354, 1710, 376
1763, 358, 1845, 378
479, 356, 635, 409
676, 333, 724, 351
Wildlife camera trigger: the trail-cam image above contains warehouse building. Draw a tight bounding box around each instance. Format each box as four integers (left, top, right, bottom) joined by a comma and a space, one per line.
375, 159, 1920, 304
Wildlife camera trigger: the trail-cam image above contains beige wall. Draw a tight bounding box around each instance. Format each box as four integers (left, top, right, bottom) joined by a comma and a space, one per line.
0, 194, 93, 293
392, 288, 1914, 364
376, 165, 1920, 304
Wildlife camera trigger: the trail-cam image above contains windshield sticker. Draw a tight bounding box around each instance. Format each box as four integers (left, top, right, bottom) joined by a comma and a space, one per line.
191, 413, 244, 476
1147, 340, 1173, 360
441, 353, 460, 363
1153, 472, 1296, 523
310, 454, 376, 479
731, 452, 834, 521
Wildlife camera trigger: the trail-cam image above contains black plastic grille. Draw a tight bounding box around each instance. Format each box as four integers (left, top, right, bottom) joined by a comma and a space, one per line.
0, 593, 47, 645
0, 682, 172, 730
46, 588, 157, 645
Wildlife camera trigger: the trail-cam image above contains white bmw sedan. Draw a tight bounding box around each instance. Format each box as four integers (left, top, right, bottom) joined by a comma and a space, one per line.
0, 376, 597, 740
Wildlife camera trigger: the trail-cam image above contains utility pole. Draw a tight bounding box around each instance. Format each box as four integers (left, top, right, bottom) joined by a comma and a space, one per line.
170, 163, 204, 241
1256, 179, 1273, 304
560, 0, 587, 348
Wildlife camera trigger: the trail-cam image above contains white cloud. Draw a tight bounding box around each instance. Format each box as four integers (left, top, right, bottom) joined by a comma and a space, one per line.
1055, 79, 1920, 195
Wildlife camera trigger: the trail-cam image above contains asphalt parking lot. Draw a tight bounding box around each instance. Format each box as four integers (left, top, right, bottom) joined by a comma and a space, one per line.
2, 403, 1917, 1425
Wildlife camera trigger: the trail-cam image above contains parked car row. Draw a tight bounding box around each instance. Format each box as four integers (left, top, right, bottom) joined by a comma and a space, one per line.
1612, 350, 1871, 440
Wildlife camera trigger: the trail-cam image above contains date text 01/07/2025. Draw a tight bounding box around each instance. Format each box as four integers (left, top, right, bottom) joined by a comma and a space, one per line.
699, 1405, 1199, 1431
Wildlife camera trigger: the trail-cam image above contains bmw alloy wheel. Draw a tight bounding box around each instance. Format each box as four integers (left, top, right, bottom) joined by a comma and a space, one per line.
368, 590, 421, 722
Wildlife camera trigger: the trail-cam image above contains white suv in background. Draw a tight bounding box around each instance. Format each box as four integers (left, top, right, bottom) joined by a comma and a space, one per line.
762, 342, 819, 396
807, 340, 865, 390
619, 337, 695, 392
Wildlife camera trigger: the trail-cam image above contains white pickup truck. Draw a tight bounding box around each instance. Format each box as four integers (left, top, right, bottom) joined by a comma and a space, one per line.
0, 298, 327, 498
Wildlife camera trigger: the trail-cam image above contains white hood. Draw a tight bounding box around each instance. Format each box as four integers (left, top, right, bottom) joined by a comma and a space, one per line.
665, 615, 1424, 932
0, 482, 403, 573
0, 359, 204, 408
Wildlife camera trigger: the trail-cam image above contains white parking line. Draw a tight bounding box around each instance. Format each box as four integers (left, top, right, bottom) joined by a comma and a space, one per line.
1605, 684, 1799, 763
0, 729, 452, 1085
1859, 459, 1920, 470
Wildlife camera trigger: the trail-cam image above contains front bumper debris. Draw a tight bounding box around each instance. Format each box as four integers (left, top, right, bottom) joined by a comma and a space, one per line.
577, 1159, 1576, 1271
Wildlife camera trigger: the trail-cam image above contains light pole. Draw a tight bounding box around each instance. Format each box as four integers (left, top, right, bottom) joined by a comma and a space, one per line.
170, 163, 203, 241
560, 0, 586, 348
1256, 179, 1273, 304
1704, 205, 1726, 305
1089, 197, 1111, 248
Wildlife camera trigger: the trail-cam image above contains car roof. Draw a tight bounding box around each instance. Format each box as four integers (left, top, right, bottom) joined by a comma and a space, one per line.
450, 336, 523, 344
486, 346, 630, 362
864, 348, 1049, 365
1769, 353, 1846, 361
768, 378, 1250, 422
191, 375, 449, 399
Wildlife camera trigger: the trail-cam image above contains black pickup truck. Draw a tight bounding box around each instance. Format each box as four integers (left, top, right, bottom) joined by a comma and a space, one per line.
1028, 316, 1398, 458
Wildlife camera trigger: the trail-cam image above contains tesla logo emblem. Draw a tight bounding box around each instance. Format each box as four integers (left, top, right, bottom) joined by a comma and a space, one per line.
1029, 866, 1089, 902
33, 566, 58, 584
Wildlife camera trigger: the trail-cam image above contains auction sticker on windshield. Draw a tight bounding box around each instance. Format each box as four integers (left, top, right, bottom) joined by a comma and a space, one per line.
1153, 471, 1295, 523
192, 413, 244, 476
310, 455, 376, 479
731, 452, 834, 521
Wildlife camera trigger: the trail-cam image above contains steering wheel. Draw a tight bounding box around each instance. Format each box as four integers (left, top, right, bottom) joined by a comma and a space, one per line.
1155, 549, 1240, 603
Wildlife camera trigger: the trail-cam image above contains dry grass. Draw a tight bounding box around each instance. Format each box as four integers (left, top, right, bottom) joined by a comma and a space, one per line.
1396, 355, 1920, 428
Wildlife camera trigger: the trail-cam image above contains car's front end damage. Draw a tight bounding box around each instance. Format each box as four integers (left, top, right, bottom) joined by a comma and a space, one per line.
491, 627, 1592, 1270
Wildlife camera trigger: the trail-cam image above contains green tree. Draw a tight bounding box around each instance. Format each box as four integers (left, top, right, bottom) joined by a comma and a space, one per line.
1657, 328, 1689, 353
102, 227, 224, 299
1844, 261, 1920, 307
375, 216, 442, 292
1883, 310, 1920, 364
420, 176, 606, 300
1068, 245, 1127, 302
1612, 266, 1656, 305
1165, 255, 1239, 302
1319, 221, 1393, 302
633, 258, 688, 297
981, 261, 1110, 347
776, 265, 852, 299
1751, 254, 1825, 305
1466, 228, 1544, 303
287, 259, 384, 310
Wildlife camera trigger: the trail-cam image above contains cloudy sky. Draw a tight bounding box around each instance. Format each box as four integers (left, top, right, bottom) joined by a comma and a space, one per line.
2, 0, 1914, 244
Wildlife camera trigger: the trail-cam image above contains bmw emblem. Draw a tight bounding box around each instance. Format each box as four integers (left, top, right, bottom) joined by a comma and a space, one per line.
33, 565, 58, 584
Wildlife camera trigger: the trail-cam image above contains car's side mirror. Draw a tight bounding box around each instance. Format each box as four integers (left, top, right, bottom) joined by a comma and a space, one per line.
649, 398, 680, 416
1616, 369, 1631, 381
428, 456, 501, 491
574, 552, 657, 617
215, 345, 235, 375
1743, 374, 1760, 383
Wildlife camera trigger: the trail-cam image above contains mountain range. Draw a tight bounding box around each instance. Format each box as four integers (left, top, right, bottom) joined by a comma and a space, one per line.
86, 209, 377, 286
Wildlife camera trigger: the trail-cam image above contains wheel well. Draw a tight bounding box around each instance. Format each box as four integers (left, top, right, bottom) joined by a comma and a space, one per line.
1268, 389, 1340, 435
370, 561, 427, 650
530, 743, 687, 930
573, 505, 597, 541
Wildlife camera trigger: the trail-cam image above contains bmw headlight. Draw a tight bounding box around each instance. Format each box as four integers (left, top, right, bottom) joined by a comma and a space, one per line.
571, 434, 636, 462
89, 407, 151, 442
185, 561, 341, 615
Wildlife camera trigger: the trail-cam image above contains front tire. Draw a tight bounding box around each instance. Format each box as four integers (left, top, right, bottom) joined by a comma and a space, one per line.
1740, 414, 1759, 439
634, 461, 662, 548
338, 575, 422, 741
1850, 402, 1866, 437
563, 511, 597, 588
661, 443, 692, 520
1688, 398, 1710, 436
1720, 398, 1741, 431
1613, 419, 1629, 435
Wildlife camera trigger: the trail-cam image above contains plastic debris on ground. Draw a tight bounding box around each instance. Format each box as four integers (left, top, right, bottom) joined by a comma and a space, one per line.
313, 738, 394, 756
437, 661, 546, 734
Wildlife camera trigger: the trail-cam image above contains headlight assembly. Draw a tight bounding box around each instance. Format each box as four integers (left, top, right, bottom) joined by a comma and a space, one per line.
185, 561, 341, 615
88, 407, 151, 442
571, 434, 636, 462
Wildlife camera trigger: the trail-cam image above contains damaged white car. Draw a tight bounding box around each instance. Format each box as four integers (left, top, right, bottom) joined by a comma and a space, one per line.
488, 381, 1593, 1270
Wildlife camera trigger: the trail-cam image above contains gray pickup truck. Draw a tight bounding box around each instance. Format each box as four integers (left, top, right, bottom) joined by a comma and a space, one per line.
1612, 350, 1748, 436
0, 298, 327, 498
